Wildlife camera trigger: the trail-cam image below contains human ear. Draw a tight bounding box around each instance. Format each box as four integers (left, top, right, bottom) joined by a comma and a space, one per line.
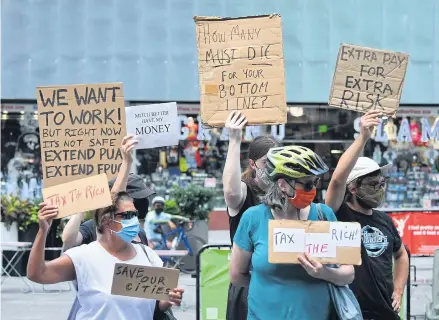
278, 179, 287, 192
249, 159, 257, 170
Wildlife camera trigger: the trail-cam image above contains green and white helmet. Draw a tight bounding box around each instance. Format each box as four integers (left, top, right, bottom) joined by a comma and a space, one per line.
265, 146, 329, 180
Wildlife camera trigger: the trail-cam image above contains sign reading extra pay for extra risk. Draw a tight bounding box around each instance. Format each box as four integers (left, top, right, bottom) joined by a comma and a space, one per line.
125, 102, 179, 149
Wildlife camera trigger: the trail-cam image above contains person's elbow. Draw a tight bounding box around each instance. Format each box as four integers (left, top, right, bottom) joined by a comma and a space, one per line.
340, 265, 355, 286
224, 191, 242, 210
27, 265, 43, 283
229, 268, 241, 286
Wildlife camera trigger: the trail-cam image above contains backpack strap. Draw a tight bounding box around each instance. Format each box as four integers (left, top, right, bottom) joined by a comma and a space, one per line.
316, 203, 326, 221
139, 244, 151, 263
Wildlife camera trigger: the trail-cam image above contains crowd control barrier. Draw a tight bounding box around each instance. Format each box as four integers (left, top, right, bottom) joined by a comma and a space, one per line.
196, 244, 232, 320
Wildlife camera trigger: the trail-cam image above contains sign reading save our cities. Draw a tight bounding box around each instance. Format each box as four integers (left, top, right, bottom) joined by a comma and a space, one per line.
36, 83, 127, 187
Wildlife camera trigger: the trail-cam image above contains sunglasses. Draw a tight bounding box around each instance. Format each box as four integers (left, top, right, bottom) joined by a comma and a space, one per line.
114, 210, 138, 219
287, 178, 320, 192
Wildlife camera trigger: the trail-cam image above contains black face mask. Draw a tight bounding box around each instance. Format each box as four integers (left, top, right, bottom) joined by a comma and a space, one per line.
155, 208, 164, 214
356, 195, 375, 210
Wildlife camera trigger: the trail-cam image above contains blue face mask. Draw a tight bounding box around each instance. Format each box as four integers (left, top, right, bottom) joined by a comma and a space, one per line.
111, 216, 140, 243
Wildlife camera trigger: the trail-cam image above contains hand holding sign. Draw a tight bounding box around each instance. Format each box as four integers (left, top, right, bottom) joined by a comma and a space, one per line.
359, 110, 381, 141
168, 287, 184, 306
119, 135, 138, 164
38, 203, 59, 233
298, 253, 325, 279
225, 111, 248, 141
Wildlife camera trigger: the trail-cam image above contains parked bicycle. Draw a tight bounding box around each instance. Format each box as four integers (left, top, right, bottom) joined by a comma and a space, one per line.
151, 215, 206, 274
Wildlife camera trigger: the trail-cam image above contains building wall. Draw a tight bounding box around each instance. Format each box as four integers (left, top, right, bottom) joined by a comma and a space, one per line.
2, 0, 439, 103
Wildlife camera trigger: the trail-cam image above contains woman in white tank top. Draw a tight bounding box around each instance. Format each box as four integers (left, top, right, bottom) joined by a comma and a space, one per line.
27, 136, 184, 320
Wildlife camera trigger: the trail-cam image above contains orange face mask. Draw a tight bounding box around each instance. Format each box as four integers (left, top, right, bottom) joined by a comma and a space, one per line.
287, 188, 316, 209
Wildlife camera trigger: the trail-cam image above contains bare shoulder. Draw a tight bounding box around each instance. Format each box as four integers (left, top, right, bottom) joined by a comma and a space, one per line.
228, 182, 248, 217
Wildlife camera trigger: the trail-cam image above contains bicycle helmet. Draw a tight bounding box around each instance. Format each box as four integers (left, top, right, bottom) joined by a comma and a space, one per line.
265, 146, 329, 180
152, 196, 165, 205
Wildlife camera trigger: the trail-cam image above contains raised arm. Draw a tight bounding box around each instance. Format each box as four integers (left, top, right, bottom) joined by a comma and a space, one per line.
223, 112, 248, 211
111, 135, 138, 194
61, 212, 85, 251
325, 111, 380, 212
27, 203, 76, 284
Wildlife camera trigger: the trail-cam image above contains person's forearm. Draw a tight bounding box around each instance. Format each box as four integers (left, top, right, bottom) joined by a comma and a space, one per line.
320, 266, 354, 286
111, 159, 132, 193
223, 138, 243, 207
61, 212, 84, 249
158, 300, 172, 311
230, 272, 251, 287
27, 229, 49, 283
393, 253, 409, 293
332, 136, 368, 184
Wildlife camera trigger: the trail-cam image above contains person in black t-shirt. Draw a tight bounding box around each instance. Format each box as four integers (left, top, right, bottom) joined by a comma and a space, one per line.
326, 111, 409, 320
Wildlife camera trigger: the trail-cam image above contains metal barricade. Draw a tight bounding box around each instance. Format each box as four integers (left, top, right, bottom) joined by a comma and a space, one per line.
196, 244, 232, 320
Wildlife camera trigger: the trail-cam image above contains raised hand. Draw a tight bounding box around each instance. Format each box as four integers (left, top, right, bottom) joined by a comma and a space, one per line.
359, 110, 382, 140
225, 111, 248, 141
38, 203, 58, 233
120, 135, 138, 163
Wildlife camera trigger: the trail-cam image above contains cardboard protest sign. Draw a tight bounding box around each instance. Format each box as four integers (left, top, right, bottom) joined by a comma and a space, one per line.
111, 263, 180, 300
194, 15, 287, 126
36, 83, 127, 187
42, 174, 112, 219
329, 44, 409, 116
125, 102, 179, 149
269, 220, 362, 265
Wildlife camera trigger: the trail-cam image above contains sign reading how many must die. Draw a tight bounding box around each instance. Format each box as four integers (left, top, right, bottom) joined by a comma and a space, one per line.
125, 102, 180, 149
36, 83, 127, 187
269, 220, 362, 265
111, 263, 180, 301
42, 173, 112, 219
329, 44, 409, 116
194, 15, 287, 126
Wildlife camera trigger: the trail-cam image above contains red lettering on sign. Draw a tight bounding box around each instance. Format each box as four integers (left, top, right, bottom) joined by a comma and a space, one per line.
306, 243, 329, 254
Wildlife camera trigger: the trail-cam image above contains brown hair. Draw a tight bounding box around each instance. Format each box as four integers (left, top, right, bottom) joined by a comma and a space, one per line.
94, 191, 133, 233
241, 135, 279, 187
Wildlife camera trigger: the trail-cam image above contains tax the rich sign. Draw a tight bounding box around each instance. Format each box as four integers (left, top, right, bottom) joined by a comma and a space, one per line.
36, 83, 127, 187
329, 44, 409, 116
194, 15, 287, 126
42, 174, 112, 219
268, 220, 362, 265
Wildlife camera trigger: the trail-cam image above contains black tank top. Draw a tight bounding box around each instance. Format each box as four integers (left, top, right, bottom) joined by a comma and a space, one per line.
228, 183, 259, 243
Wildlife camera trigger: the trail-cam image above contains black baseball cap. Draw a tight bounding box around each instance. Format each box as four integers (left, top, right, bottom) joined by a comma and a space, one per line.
108, 173, 155, 199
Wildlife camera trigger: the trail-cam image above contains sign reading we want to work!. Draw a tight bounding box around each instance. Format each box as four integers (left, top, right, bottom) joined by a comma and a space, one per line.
195, 15, 287, 126
37, 83, 127, 187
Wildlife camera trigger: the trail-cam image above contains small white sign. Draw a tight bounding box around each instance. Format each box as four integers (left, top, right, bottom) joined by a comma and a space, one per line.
305, 233, 336, 258
330, 222, 361, 247
125, 102, 179, 149
272, 228, 305, 253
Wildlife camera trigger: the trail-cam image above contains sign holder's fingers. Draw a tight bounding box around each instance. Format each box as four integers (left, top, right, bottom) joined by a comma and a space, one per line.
121, 135, 134, 146
226, 111, 236, 123
231, 111, 240, 123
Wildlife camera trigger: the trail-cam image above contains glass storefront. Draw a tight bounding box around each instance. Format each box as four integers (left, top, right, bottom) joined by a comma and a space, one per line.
1, 102, 438, 211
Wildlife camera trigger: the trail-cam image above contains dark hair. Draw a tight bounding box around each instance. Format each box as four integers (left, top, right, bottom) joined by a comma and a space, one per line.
241, 136, 279, 186
94, 191, 133, 233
